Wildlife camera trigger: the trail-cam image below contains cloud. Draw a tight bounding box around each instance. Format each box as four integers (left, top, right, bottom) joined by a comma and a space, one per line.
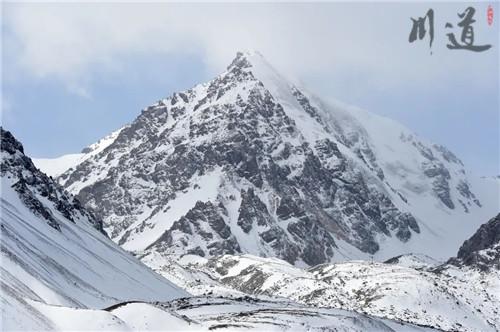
2, 2, 497, 174
3, 3, 497, 90
67, 84, 92, 100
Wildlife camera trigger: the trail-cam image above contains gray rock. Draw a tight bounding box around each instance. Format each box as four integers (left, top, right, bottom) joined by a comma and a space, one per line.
1, 127, 104, 233
448, 213, 500, 271
55, 52, 475, 266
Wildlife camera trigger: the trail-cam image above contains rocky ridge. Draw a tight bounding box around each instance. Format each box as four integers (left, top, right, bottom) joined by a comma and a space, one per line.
38, 51, 492, 265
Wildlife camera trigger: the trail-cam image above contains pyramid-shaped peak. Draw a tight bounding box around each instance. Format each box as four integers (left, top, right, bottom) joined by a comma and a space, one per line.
227, 50, 268, 70
225, 50, 289, 95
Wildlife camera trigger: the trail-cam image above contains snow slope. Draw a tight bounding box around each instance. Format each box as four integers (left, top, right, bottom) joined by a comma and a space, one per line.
33, 128, 123, 177
146, 253, 498, 332
142, 215, 500, 332
32, 153, 86, 178
4, 295, 438, 332
0, 128, 188, 330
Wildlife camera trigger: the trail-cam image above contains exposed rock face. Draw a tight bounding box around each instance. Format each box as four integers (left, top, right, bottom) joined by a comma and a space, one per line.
237, 188, 269, 233
0, 127, 104, 233
52, 51, 483, 265
448, 213, 500, 271
422, 161, 454, 209
145, 201, 241, 257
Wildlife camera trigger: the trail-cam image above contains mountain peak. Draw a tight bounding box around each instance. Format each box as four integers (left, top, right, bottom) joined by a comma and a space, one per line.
228, 50, 265, 69
37, 49, 494, 266
226, 50, 278, 81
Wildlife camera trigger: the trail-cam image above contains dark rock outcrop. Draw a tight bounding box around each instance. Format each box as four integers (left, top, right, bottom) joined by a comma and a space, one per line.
1, 127, 104, 233
448, 213, 500, 271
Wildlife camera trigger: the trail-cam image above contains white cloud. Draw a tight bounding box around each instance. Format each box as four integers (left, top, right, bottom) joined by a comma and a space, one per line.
2, 2, 497, 174
67, 84, 92, 100
2, 2, 498, 96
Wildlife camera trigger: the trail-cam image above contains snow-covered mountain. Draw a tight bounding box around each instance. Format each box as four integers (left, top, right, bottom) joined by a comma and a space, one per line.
143, 214, 500, 332
1, 130, 435, 331
0, 128, 188, 330
33, 128, 123, 178
6, 48, 498, 331
34, 51, 498, 265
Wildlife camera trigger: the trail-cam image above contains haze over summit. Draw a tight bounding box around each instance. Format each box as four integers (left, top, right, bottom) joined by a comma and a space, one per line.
1, 2, 498, 175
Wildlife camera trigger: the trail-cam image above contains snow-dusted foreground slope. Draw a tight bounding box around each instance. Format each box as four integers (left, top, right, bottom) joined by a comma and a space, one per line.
0, 128, 187, 330
144, 253, 499, 332
9, 295, 437, 332
140, 214, 500, 332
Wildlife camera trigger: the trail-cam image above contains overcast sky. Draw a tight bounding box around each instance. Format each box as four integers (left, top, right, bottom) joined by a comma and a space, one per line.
1, 2, 498, 175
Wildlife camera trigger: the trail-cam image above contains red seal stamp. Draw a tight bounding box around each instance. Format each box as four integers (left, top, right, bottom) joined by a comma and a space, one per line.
487, 5, 494, 26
